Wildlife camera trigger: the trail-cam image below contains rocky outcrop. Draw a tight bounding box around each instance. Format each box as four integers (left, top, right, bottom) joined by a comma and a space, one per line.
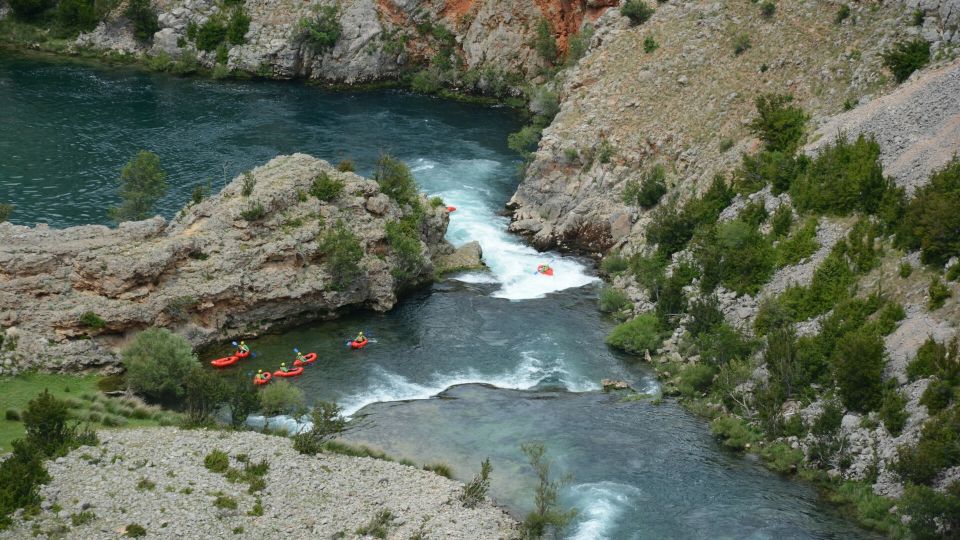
0, 154, 454, 374
434, 240, 483, 274
898, 0, 960, 49
76, 0, 614, 87
0, 428, 517, 539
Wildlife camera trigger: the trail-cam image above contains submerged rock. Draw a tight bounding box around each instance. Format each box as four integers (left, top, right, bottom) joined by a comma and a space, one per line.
0, 154, 454, 373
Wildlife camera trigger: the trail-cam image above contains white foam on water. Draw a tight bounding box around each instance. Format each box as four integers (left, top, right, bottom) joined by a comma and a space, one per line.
337, 351, 598, 416
567, 482, 644, 540
414, 158, 599, 300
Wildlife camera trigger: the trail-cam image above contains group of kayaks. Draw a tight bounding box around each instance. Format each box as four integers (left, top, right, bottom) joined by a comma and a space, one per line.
210, 337, 370, 386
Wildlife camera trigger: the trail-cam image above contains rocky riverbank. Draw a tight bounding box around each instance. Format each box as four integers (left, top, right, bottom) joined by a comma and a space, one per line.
0, 427, 517, 539
0, 154, 472, 375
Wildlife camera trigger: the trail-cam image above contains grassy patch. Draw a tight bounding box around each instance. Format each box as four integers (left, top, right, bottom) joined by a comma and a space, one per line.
0, 373, 99, 453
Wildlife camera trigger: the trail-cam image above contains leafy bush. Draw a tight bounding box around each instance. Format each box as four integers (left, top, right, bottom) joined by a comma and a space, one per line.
564, 24, 594, 67
184, 366, 227, 425
920, 379, 954, 414
533, 18, 558, 65
227, 8, 250, 45
125, 0, 158, 43
336, 159, 355, 172
812, 401, 844, 436
507, 124, 542, 156
735, 151, 807, 195
125, 523, 147, 538
299, 5, 341, 51
622, 164, 667, 209
600, 251, 629, 275
0, 439, 51, 528
899, 482, 960, 540
696, 219, 775, 295
70, 510, 97, 526
678, 364, 716, 396
56, 0, 99, 35
122, 327, 197, 402
606, 313, 662, 354
882, 38, 931, 83
748, 94, 808, 155
460, 458, 492, 508
356, 510, 394, 538
770, 205, 793, 238
292, 401, 346, 455
879, 388, 908, 436
79, 311, 107, 330
710, 415, 760, 450
373, 154, 419, 207
732, 33, 752, 56
598, 285, 630, 314
0, 203, 13, 223
899, 157, 960, 265
258, 380, 304, 416
214, 494, 238, 510
835, 4, 850, 23
643, 35, 659, 53
760, 442, 804, 474
518, 443, 576, 539
385, 218, 424, 282
874, 301, 906, 335
775, 217, 818, 267
928, 276, 952, 310
760, 1, 776, 18
204, 449, 230, 473
5, 409, 20, 421
791, 134, 889, 215
895, 407, 960, 485
319, 220, 364, 291
109, 150, 167, 223
195, 18, 227, 51
9, 0, 56, 20
225, 370, 259, 428
832, 329, 885, 412
310, 171, 344, 201
621, 0, 654, 26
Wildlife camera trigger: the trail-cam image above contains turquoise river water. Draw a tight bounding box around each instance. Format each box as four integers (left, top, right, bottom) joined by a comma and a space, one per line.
0, 52, 874, 539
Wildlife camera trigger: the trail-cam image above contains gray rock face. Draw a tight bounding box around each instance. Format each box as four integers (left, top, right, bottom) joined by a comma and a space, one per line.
434, 240, 484, 274
0, 154, 451, 374
897, 0, 960, 46
0, 428, 517, 539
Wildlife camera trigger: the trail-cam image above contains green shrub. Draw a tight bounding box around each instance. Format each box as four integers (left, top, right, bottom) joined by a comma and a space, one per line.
293, 401, 345, 455
204, 449, 230, 473
70, 510, 97, 526
832, 329, 885, 412
214, 494, 238, 510
696, 219, 775, 295
184, 367, 227, 425
928, 276, 952, 310
196, 18, 227, 52
356, 509, 394, 538
622, 164, 667, 209
122, 327, 197, 402
0, 203, 13, 223
606, 313, 663, 354
373, 154, 419, 207
895, 407, 960, 485
124, 0, 158, 43
135, 477, 155, 491
919, 379, 953, 414
125, 523, 147, 538
899, 482, 960, 540
748, 94, 808, 155
225, 370, 259, 428
643, 35, 659, 53
760, 442, 803, 473
621, 0, 654, 26
5, 409, 20, 421
319, 220, 364, 291
710, 415, 760, 450
735, 151, 807, 195
835, 4, 850, 24
678, 364, 716, 396
598, 285, 630, 314
9, 0, 56, 20
874, 301, 906, 335
770, 205, 793, 238
775, 217, 818, 267
791, 134, 889, 215
879, 388, 908, 436
907, 336, 959, 382
385, 218, 424, 282
507, 124, 542, 156
21, 390, 72, 456
299, 5, 341, 51
79, 311, 107, 330
258, 380, 304, 416
109, 150, 167, 223
564, 25, 594, 67
241, 171, 255, 196
812, 401, 844, 436
647, 204, 693, 257
309, 171, 344, 202
459, 458, 492, 508
518, 443, 576, 539
760, 1, 776, 18
600, 251, 629, 275
533, 18, 558, 65
423, 463, 453, 478
97, 374, 126, 393
900, 158, 960, 265
732, 33, 752, 56
226, 7, 250, 45
56, 0, 99, 35
0, 439, 51, 528
882, 38, 931, 83
336, 159, 355, 172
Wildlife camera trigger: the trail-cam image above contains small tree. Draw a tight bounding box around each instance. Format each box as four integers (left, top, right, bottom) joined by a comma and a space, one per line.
533, 18, 558, 65
56, 0, 99, 35
122, 328, 197, 402
319, 220, 364, 291
258, 380, 305, 416
227, 7, 250, 45
299, 5, 341, 52
621, 0, 654, 26
109, 150, 167, 223
21, 390, 70, 457
8, 0, 56, 21
309, 171, 345, 201
373, 154, 419, 207
183, 366, 227, 425
292, 401, 346, 455
460, 458, 492, 508
225, 370, 260, 428
124, 0, 159, 43
748, 94, 808, 155
900, 157, 960, 266
519, 443, 576, 539
0, 203, 12, 223
832, 329, 885, 412
882, 38, 931, 83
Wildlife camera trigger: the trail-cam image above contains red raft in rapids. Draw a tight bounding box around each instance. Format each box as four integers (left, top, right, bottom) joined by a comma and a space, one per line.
211, 349, 250, 368
253, 371, 272, 386
348, 339, 369, 350
293, 352, 318, 367
273, 366, 304, 378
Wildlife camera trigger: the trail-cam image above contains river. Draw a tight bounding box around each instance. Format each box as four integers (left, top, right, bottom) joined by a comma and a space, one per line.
0, 51, 872, 539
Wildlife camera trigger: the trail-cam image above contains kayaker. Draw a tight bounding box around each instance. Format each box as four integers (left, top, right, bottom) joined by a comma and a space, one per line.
355, 331, 366, 343
238, 341, 250, 354
256, 369, 267, 381
280, 362, 289, 373
295, 350, 307, 363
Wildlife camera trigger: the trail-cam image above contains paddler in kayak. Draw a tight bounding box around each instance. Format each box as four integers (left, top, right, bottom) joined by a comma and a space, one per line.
295, 349, 307, 364
255, 369, 268, 382
279, 362, 290, 373
355, 331, 366, 344
238, 341, 250, 354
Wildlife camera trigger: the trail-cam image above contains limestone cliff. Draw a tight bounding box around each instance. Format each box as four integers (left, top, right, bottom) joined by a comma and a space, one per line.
0, 154, 454, 374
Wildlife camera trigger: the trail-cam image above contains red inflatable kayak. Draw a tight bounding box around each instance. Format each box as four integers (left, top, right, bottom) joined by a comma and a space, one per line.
349, 339, 369, 350
537, 264, 554, 276
273, 367, 304, 378
253, 372, 272, 385
446, 206, 457, 212
293, 352, 318, 367
211, 349, 250, 368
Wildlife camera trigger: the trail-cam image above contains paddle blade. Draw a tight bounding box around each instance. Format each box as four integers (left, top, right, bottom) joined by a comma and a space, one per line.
232, 341, 238, 346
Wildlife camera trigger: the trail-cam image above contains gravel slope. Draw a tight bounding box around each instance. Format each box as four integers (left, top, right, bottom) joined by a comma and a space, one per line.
1, 428, 516, 539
